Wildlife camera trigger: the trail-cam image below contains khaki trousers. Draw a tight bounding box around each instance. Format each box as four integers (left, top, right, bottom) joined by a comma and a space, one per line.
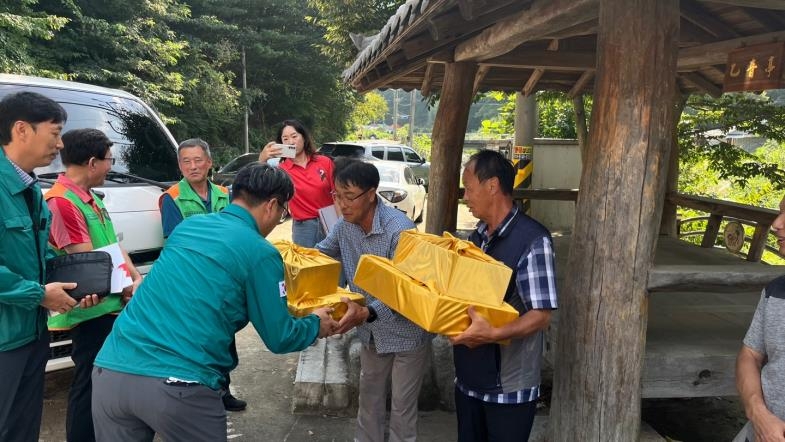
355, 341, 431, 442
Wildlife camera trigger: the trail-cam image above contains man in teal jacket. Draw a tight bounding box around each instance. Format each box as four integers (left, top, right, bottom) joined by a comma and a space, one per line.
92, 163, 337, 441
158, 138, 245, 411
0, 91, 94, 441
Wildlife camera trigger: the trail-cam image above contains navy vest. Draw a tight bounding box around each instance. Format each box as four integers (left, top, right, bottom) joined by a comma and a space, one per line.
453, 209, 552, 394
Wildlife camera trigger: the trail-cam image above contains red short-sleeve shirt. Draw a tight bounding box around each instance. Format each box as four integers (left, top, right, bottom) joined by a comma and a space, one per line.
47, 175, 99, 249
279, 154, 335, 221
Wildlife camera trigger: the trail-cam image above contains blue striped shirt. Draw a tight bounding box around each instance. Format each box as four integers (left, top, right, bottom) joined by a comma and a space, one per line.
317, 199, 433, 353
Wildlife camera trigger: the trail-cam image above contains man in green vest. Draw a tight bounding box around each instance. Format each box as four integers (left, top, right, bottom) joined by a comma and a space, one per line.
46, 128, 142, 442
159, 138, 246, 411
160, 138, 229, 238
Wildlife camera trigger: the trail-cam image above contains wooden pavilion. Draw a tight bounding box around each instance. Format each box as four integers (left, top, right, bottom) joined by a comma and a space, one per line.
343, 1, 785, 440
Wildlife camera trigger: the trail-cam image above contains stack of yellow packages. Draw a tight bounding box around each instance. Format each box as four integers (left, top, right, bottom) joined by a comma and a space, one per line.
353, 230, 519, 336
272, 240, 364, 320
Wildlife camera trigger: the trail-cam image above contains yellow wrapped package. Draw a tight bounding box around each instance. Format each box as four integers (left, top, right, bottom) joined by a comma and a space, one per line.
393, 230, 512, 306
354, 255, 519, 336
272, 240, 341, 303
287, 287, 366, 320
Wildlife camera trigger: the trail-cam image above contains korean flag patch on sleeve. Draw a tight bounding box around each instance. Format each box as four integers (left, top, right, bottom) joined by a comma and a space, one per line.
279, 280, 287, 298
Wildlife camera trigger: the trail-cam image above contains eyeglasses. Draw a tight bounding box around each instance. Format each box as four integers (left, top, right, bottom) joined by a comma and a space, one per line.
331, 187, 372, 204
276, 198, 289, 223
97, 157, 115, 165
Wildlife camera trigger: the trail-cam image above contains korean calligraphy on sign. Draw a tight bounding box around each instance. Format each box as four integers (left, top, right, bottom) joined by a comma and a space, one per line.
723, 42, 785, 92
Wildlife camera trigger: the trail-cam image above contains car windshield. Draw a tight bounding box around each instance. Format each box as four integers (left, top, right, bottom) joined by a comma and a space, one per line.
375, 164, 401, 183
0, 84, 180, 182
331, 145, 367, 157
220, 154, 257, 173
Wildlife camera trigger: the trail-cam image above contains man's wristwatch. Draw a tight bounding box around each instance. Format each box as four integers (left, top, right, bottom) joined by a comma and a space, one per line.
366, 306, 378, 323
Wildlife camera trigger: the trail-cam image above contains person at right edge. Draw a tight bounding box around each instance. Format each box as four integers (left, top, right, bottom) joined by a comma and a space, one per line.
734, 193, 785, 442
449, 150, 558, 442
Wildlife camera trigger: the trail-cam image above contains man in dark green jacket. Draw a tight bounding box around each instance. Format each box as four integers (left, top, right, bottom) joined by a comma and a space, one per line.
0, 91, 94, 441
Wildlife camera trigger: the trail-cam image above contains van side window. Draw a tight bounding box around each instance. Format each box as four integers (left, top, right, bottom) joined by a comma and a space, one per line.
371, 146, 385, 159
403, 147, 423, 163
386, 146, 404, 162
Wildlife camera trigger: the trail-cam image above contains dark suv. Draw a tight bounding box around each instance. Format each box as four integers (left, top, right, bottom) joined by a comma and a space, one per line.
320, 141, 430, 191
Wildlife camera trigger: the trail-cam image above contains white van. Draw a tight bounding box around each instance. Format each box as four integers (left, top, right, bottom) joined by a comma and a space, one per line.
0, 74, 180, 371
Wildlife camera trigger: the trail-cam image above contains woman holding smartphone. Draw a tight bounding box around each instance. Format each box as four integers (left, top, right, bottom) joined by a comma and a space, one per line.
259, 119, 335, 247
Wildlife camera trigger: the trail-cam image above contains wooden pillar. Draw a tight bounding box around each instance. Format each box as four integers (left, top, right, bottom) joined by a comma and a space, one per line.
514, 92, 537, 153
572, 95, 589, 163
425, 62, 477, 234
549, 1, 679, 440
659, 94, 689, 237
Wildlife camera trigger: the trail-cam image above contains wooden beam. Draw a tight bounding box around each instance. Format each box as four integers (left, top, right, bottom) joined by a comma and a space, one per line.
409, 2, 531, 58
455, 0, 599, 62
741, 6, 785, 32
425, 62, 477, 234
480, 50, 596, 71
567, 71, 595, 98
647, 264, 784, 292
522, 40, 559, 96
522, 69, 545, 96
549, 0, 680, 439
680, 72, 723, 97
747, 223, 771, 262
678, 30, 785, 69
472, 65, 490, 96
421, 63, 436, 97
697, 0, 785, 10
701, 214, 724, 248
680, 0, 740, 40
544, 19, 598, 40
457, 0, 485, 21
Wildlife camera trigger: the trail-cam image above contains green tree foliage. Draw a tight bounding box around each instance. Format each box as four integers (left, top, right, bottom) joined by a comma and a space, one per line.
349, 91, 388, 130
478, 92, 514, 137
679, 93, 785, 189
35, 0, 190, 108
0, 1, 68, 74
306, 0, 400, 67
538, 91, 578, 139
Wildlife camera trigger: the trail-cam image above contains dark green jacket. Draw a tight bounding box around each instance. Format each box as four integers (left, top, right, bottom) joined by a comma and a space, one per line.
0, 147, 51, 352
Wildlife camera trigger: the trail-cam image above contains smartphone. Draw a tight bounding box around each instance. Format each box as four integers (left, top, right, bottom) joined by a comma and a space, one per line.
273, 143, 297, 158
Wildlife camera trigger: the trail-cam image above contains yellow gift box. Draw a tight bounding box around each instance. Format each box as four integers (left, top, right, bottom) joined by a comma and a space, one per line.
272, 240, 341, 303
354, 255, 519, 336
287, 287, 366, 320
393, 230, 512, 306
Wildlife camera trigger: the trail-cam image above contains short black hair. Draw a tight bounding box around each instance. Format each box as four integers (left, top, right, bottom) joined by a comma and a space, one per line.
60, 129, 113, 166
232, 162, 294, 207
334, 157, 379, 191
466, 150, 514, 195
0, 91, 67, 145
178, 138, 211, 158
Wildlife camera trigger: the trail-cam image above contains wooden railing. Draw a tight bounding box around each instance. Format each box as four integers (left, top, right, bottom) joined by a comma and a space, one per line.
669, 193, 781, 262
506, 189, 781, 263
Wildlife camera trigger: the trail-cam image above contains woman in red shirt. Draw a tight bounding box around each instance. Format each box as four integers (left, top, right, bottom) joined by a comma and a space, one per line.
259, 119, 335, 247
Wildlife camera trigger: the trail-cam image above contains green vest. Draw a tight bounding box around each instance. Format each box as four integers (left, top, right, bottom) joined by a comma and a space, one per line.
167, 179, 229, 218
45, 182, 124, 330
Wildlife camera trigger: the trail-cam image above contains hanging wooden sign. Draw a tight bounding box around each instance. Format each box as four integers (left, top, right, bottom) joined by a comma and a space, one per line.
723, 42, 785, 92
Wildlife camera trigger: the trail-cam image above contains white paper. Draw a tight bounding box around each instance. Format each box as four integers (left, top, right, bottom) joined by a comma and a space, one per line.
94, 243, 133, 293
318, 204, 342, 235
